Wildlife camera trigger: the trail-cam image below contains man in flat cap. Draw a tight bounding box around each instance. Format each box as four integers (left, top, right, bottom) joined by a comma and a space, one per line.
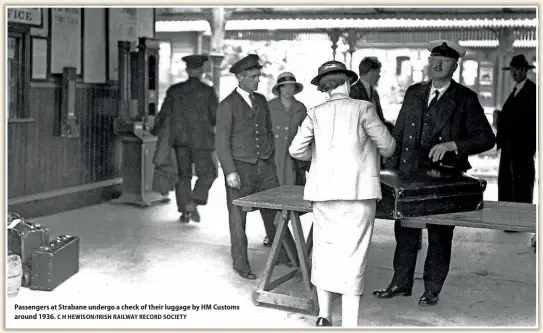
496, 54, 537, 232
373, 40, 495, 306
158, 54, 219, 223
215, 54, 296, 279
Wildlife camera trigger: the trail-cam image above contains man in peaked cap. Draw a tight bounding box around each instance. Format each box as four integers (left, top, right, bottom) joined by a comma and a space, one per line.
372, 40, 495, 306
157, 54, 219, 223
496, 54, 537, 232
215, 54, 297, 280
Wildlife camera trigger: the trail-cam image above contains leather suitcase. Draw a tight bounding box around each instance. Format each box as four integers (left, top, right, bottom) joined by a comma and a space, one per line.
8, 218, 50, 266
376, 169, 487, 220
30, 235, 80, 291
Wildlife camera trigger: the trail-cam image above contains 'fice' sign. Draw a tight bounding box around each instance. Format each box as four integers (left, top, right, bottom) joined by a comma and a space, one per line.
7, 8, 43, 27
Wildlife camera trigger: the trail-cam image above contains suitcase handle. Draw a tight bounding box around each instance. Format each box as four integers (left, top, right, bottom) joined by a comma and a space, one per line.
8, 218, 23, 229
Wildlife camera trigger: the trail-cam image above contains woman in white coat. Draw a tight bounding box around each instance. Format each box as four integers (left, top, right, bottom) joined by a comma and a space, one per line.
289, 60, 396, 327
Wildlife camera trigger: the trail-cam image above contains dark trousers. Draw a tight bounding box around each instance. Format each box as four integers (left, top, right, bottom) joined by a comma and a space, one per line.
498, 151, 535, 203
225, 158, 296, 272
391, 221, 455, 294
174, 146, 217, 213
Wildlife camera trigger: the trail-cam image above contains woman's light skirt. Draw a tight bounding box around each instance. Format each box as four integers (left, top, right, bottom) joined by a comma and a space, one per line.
311, 199, 376, 296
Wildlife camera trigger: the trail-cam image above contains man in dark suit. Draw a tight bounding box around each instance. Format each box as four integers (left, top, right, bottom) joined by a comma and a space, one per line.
351, 57, 395, 170
215, 54, 296, 280
350, 56, 387, 125
159, 55, 219, 223
372, 40, 495, 306
496, 54, 537, 231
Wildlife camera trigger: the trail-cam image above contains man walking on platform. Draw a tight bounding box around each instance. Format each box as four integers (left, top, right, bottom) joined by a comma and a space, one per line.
159, 55, 219, 223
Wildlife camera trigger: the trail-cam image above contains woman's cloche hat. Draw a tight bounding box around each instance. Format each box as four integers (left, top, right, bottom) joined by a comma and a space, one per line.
311, 60, 358, 86
272, 72, 304, 96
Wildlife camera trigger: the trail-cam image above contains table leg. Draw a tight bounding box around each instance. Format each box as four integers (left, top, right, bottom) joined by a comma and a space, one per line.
289, 211, 318, 314
252, 209, 319, 315
257, 210, 290, 291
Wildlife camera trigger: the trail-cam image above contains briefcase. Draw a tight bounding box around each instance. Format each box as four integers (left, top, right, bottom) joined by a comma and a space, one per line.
376, 169, 487, 220
30, 235, 80, 291
8, 217, 50, 266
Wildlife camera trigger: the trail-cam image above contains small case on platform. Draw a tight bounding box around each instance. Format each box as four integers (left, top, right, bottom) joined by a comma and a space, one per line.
376, 169, 487, 220
30, 235, 80, 291
8, 217, 50, 266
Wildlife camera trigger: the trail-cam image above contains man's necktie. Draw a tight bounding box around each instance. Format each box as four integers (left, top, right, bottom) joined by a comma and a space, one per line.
249, 93, 257, 112
508, 87, 517, 100
428, 90, 439, 109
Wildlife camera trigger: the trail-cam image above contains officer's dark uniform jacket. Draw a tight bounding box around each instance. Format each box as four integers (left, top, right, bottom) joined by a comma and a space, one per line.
215, 91, 275, 176
386, 80, 495, 173
159, 77, 219, 150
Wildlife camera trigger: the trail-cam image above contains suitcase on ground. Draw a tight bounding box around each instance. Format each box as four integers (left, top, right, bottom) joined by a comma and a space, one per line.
30, 235, 80, 291
376, 169, 487, 220
8, 217, 50, 266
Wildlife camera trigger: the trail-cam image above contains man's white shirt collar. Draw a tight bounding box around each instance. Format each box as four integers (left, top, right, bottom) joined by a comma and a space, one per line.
514, 79, 527, 96
428, 80, 451, 106
236, 87, 253, 108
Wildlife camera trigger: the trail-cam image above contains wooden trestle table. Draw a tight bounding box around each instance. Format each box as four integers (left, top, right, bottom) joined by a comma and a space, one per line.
232, 185, 536, 315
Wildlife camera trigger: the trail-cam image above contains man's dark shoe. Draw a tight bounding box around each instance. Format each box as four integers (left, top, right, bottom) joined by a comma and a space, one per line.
179, 212, 190, 223
316, 317, 332, 326
185, 202, 200, 223
189, 209, 200, 223
235, 269, 257, 280
263, 236, 271, 247
372, 285, 412, 299
418, 291, 439, 306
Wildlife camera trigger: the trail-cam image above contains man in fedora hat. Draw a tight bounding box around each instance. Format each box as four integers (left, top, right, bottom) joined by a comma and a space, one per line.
496, 54, 537, 231
158, 54, 219, 223
215, 54, 297, 280
372, 40, 495, 306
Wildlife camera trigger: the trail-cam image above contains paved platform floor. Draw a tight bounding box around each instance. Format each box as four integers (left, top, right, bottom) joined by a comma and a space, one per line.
6, 173, 537, 329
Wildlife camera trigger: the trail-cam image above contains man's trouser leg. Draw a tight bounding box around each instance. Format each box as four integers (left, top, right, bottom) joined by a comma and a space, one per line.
511, 157, 535, 203
225, 160, 257, 272
423, 224, 455, 294
191, 148, 218, 206
498, 153, 514, 202
174, 146, 192, 213
390, 221, 421, 289
256, 157, 298, 264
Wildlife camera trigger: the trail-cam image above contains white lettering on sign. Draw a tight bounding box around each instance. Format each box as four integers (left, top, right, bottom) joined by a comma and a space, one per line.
7, 8, 42, 26
51, 8, 81, 74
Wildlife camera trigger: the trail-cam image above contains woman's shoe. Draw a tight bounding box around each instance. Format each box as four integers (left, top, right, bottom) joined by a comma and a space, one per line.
316, 317, 332, 326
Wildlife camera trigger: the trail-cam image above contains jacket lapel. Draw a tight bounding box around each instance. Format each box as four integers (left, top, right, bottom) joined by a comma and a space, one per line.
431, 80, 458, 136
410, 82, 429, 144
232, 90, 254, 114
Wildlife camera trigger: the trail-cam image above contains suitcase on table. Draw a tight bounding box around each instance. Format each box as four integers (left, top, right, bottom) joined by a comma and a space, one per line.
376, 169, 487, 220
30, 235, 80, 291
